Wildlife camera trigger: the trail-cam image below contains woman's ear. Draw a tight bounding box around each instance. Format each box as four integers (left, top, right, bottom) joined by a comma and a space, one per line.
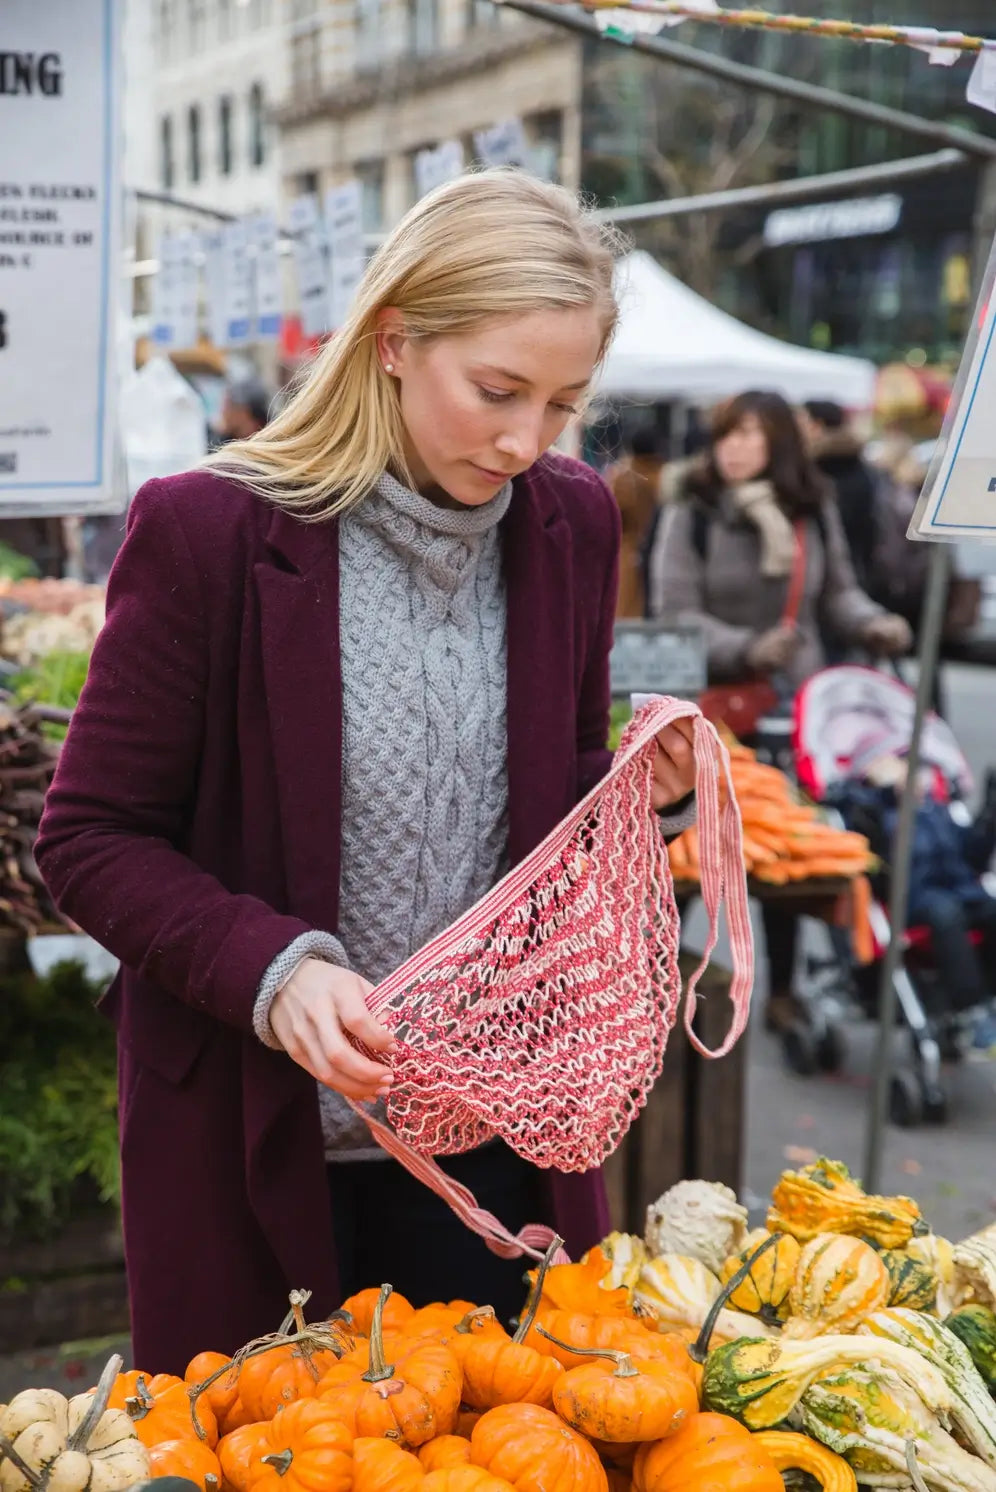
376, 308, 407, 375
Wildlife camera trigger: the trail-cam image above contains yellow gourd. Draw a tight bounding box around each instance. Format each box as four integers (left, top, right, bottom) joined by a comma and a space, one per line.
751, 1431, 857, 1492
783, 1234, 890, 1340
720, 1233, 800, 1325
767, 1157, 926, 1249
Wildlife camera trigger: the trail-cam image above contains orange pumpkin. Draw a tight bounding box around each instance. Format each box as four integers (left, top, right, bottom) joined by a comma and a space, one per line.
319, 1284, 462, 1447
149, 1438, 223, 1491
238, 1338, 343, 1422
632, 1413, 782, 1492
244, 1399, 353, 1492
218, 1424, 270, 1492
219, 1397, 258, 1437
186, 1352, 241, 1429
460, 1248, 563, 1412
590, 1441, 637, 1472
404, 1302, 479, 1340
423, 1470, 518, 1492
456, 1409, 482, 1438
524, 1313, 692, 1375
526, 1249, 633, 1319
605, 1472, 630, 1492
471, 1404, 608, 1492
353, 1437, 425, 1492
341, 1287, 416, 1336
113, 1372, 218, 1449
418, 1437, 473, 1472
548, 1341, 698, 1443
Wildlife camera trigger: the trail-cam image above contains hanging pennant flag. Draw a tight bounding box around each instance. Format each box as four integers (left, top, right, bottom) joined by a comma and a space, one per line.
968, 50, 996, 113
595, 0, 717, 36
289, 193, 330, 339
250, 212, 283, 341
414, 139, 465, 198
474, 118, 529, 168
325, 179, 365, 329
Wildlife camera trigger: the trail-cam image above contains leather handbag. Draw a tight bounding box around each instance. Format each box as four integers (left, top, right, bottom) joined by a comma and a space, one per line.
698, 520, 807, 740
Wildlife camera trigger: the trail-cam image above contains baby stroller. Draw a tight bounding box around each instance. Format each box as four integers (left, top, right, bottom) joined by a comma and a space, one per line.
785, 664, 992, 1127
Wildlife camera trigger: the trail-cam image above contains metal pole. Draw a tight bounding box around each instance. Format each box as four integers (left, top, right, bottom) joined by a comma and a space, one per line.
594, 148, 966, 224
861, 545, 950, 1190
498, 0, 996, 160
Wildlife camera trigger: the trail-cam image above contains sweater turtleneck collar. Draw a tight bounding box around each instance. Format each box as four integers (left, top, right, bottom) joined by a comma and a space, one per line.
364, 469, 513, 540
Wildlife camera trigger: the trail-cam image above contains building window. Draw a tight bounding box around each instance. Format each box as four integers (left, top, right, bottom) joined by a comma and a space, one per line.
297, 171, 320, 196
356, 161, 385, 234
188, 0, 207, 51
160, 114, 174, 189
187, 103, 202, 183
156, 0, 175, 62
291, 24, 323, 96
526, 110, 563, 183
248, 82, 266, 168
218, 96, 234, 176
356, 0, 383, 70
408, 0, 439, 56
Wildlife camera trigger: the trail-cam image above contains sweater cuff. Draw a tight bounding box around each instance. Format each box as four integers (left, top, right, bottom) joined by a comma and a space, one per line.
657, 790, 697, 842
253, 930, 350, 1050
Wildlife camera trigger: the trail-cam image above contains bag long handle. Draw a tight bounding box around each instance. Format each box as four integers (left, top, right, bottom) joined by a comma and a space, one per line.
345, 697, 755, 1260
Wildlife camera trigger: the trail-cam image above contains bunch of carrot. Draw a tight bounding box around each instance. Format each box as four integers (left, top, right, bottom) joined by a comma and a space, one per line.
667, 741, 873, 887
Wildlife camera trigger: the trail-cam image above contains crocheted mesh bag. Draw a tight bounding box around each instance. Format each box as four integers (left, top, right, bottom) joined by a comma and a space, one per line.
348, 696, 754, 1261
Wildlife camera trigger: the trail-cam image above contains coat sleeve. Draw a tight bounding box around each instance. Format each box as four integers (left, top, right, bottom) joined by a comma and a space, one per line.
35, 480, 316, 1034
817, 497, 883, 644
575, 474, 620, 799
648, 501, 755, 680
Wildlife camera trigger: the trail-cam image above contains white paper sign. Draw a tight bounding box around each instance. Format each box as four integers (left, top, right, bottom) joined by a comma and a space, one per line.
474, 118, 529, 168
201, 228, 228, 350
0, 0, 124, 514
151, 231, 198, 350
289, 193, 329, 339
968, 50, 996, 114
912, 247, 996, 541
221, 219, 253, 346
414, 140, 465, 198
250, 212, 282, 341
325, 180, 364, 329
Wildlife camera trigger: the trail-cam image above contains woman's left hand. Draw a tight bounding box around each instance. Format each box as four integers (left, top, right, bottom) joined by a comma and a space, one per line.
652, 718, 697, 812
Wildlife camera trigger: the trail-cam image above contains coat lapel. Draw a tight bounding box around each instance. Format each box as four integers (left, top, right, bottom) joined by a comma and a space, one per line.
254, 508, 344, 932
504, 469, 577, 865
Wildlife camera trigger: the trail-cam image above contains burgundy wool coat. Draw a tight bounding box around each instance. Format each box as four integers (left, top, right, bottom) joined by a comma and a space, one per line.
35, 454, 620, 1375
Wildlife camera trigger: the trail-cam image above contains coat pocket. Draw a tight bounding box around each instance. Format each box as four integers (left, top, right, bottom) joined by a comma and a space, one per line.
102, 970, 213, 1086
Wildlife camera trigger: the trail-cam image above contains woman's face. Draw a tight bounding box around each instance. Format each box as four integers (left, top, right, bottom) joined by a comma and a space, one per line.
380, 306, 603, 506
713, 412, 770, 486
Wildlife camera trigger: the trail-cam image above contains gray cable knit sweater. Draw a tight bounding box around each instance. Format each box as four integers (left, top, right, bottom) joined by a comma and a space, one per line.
254, 469, 695, 1163
255, 470, 513, 1159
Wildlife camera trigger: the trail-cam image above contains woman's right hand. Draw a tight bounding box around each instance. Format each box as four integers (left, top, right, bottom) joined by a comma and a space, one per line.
746, 623, 800, 673
269, 958, 396, 1101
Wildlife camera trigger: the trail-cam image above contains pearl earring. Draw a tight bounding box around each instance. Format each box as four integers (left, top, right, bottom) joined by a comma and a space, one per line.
384, 362, 395, 374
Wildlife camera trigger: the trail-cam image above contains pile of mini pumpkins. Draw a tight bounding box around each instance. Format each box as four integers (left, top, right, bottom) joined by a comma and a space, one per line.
0, 1234, 852, 1492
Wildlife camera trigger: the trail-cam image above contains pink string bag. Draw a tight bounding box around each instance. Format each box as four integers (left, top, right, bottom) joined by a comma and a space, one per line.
347, 696, 754, 1263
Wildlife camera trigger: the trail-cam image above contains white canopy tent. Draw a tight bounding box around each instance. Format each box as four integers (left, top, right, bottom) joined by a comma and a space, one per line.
598, 250, 876, 408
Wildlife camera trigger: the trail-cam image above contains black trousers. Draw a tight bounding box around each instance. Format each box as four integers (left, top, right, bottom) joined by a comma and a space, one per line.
915, 891, 996, 1012
763, 902, 798, 995
327, 1141, 543, 1326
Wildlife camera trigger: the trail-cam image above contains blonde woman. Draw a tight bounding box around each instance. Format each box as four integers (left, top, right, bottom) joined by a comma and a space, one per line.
36, 171, 697, 1373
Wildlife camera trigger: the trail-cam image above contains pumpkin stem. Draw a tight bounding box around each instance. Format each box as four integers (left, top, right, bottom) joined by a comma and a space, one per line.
124, 1374, 156, 1422
70, 1352, 125, 1452
289, 1289, 311, 1337
0, 1435, 44, 1489
905, 1440, 930, 1492
454, 1307, 497, 1337
261, 1452, 294, 1478
534, 1325, 639, 1378
361, 1284, 397, 1385
513, 1235, 564, 1346
690, 1232, 782, 1364
205, 1477, 220, 1492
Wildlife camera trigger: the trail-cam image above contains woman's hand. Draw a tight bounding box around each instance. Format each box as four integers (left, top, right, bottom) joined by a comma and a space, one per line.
863, 613, 913, 657
653, 718, 697, 812
269, 958, 396, 1101
746, 623, 800, 673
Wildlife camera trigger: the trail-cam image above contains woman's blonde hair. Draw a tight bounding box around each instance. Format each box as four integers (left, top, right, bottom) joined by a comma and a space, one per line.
206, 168, 622, 518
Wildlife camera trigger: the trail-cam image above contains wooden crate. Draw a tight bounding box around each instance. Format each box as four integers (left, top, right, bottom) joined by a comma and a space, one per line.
602, 952, 745, 1235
